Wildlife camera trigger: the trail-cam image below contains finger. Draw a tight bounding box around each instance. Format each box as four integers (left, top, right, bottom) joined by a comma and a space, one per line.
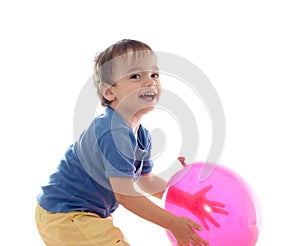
186, 218, 203, 231
209, 200, 226, 208
200, 237, 209, 246
202, 185, 213, 194
206, 214, 220, 228
177, 240, 187, 246
200, 237, 210, 246
190, 234, 209, 246
198, 216, 210, 230
211, 206, 229, 215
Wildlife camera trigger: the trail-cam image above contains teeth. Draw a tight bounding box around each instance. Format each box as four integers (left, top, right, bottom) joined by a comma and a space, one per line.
142, 92, 155, 96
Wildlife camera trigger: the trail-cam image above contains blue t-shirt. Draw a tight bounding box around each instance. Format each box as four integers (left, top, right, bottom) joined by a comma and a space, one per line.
37, 107, 154, 218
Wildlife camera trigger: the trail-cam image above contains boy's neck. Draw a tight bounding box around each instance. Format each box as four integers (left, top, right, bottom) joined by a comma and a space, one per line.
129, 116, 141, 135
111, 106, 142, 134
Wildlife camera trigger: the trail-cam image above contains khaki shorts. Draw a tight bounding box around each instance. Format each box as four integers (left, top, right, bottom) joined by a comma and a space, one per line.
35, 204, 130, 246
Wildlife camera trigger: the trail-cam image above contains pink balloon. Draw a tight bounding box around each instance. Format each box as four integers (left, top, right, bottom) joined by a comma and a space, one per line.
165, 162, 262, 246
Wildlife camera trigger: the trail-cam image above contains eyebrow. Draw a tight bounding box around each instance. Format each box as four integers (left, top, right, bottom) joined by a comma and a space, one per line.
126, 66, 159, 74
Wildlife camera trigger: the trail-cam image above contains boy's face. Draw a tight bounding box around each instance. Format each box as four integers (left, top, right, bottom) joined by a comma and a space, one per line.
107, 50, 161, 119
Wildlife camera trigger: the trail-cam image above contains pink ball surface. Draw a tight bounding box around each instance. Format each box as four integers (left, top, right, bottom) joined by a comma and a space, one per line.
165, 162, 261, 246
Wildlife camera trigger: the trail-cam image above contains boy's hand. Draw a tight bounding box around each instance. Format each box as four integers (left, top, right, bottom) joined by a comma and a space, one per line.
168, 216, 209, 246
185, 185, 228, 230
167, 185, 228, 231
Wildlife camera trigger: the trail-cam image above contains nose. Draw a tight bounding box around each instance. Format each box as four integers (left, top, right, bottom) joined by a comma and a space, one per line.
145, 75, 157, 87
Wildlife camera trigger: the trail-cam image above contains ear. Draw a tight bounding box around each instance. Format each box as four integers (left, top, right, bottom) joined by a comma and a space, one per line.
99, 82, 115, 102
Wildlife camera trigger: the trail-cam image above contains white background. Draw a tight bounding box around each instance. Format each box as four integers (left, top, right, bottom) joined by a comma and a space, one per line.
1, 0, 299, 245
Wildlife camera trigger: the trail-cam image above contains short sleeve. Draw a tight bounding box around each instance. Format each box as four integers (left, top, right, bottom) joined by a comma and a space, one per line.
137, 126, 154, 175
141, 160, 154, 175
99, 128, 137, 178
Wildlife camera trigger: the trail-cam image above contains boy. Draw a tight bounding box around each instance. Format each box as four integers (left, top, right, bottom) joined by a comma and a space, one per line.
35, 39, 209, 246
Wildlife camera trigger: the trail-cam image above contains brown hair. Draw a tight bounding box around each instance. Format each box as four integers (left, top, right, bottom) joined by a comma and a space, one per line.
93, 39, 152, 106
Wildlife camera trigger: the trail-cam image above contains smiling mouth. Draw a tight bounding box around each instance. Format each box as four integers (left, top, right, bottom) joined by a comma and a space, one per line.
139, 92, 157, 101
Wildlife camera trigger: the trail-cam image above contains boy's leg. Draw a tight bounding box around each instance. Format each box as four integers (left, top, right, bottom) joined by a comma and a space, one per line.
35, 204, 129, 246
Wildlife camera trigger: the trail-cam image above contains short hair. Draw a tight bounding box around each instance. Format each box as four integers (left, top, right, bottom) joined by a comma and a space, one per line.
93, 39, 153, 106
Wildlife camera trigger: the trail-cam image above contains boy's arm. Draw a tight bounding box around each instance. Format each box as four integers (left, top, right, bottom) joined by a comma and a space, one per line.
109, 176, 209, 246
136, 173, 167, 199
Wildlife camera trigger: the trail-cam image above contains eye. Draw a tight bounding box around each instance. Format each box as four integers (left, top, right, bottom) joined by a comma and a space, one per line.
151, 73, 159, 78
130, 74, 141, 79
